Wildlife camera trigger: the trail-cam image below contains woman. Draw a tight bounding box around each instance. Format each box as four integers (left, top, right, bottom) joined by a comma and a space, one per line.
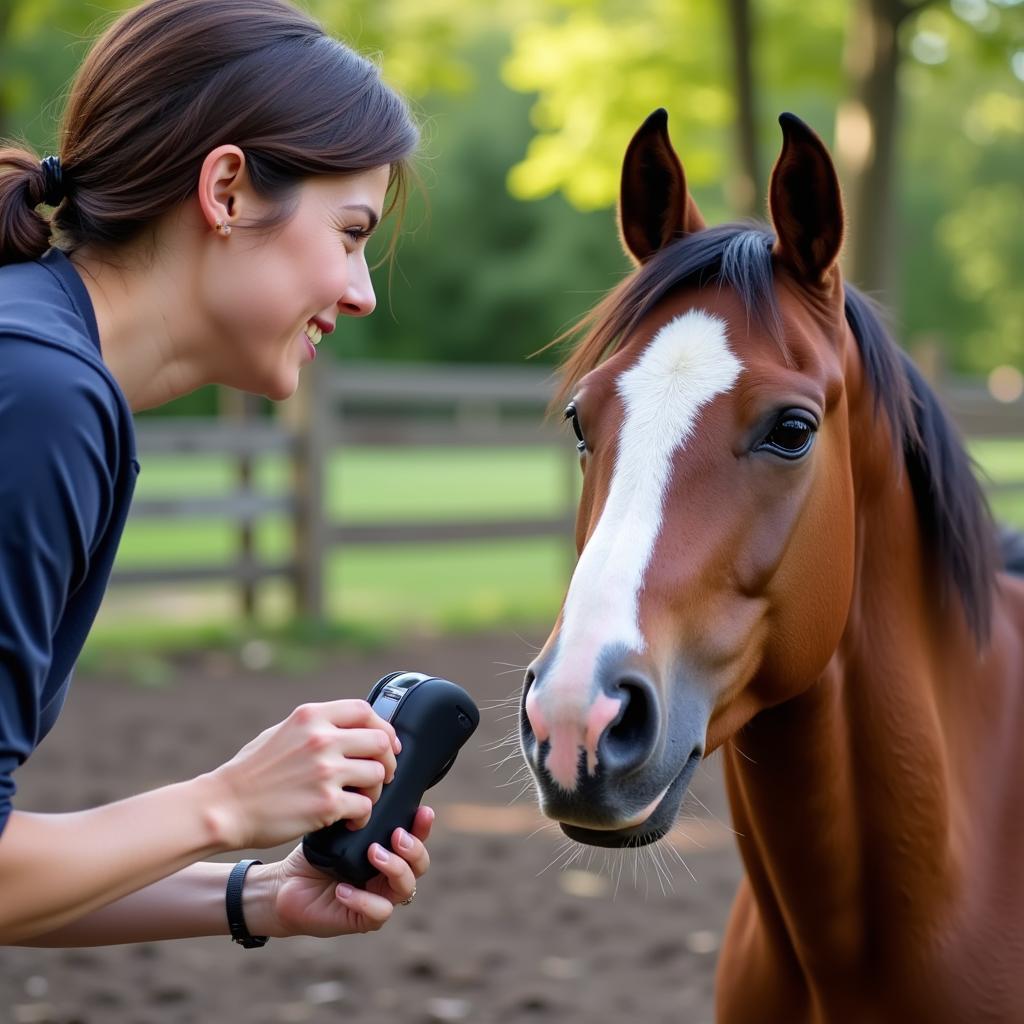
0, 0, 433, 947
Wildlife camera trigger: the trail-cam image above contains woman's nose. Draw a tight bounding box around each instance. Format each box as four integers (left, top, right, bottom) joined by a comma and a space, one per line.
338, 256, 376, 317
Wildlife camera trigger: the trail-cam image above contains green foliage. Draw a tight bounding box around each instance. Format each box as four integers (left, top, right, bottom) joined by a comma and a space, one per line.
2, 0, 1021, 373
335, 35, 630, 365
502, 0, 735, 213
900, 1, 1024, 371
0, 0, 130, 149
501, 0, 848, 216
499, 0, 1023, 372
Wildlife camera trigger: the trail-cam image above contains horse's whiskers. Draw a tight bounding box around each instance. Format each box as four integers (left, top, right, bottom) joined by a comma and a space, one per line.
729, 739, 758, 765
483, 730, 520, 752
509, 631, 543, 653
663, 838, 698, 884
526, 820, 560, 841
683, 790, 742, 839
494, 708, 524, 724
496, 766, 532, 789
508, 779, 536, 805
488, 750, 525, 772
478, 694, 521, 711
537, 838, 581, 877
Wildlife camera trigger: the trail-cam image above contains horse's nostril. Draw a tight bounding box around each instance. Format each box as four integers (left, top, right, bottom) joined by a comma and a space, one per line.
599, 676, 659, 778
521, 668, 537, 738
607, 680, 651, 746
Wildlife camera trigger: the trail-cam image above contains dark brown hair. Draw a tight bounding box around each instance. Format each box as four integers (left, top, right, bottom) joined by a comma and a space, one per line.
0, 0, 418, 265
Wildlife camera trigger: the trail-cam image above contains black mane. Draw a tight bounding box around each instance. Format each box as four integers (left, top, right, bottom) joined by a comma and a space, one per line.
563, 223, 1000, 644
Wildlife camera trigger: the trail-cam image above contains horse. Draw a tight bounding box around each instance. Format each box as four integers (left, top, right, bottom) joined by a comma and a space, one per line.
518, 109, 1024, 1022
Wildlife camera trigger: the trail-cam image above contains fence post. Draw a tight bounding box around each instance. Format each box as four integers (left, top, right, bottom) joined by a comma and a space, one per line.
219, 386, 260, 619
287, 359, 331, 622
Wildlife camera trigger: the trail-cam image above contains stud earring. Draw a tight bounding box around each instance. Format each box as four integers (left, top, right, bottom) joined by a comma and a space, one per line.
215, 218, 232, 236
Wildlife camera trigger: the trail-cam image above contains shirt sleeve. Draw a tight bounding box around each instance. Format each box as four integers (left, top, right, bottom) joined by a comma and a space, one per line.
0, 338, 119, 838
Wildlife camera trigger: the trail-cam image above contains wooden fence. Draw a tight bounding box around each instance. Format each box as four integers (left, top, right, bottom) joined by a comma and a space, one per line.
118, 361, 1024, 620
121, 361, 577, 620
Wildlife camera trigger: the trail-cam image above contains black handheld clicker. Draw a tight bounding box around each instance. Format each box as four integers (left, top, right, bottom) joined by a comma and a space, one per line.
302, 672, 480, 887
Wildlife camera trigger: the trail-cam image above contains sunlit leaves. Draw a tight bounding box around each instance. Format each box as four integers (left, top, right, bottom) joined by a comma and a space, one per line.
501, 1, 732, 210
937, 184, 1024, 368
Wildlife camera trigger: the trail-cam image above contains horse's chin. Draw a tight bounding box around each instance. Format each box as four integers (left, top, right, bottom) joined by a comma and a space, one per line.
554, 749, 700, 849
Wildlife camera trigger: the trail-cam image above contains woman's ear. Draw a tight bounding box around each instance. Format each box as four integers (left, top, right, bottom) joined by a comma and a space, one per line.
197, 144, 248, 232
619, 108, 705, 266
769, 113, 845, 284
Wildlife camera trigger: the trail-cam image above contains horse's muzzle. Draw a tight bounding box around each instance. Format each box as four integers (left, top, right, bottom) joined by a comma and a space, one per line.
520, 650, 710, 846
559, 748, 704, 847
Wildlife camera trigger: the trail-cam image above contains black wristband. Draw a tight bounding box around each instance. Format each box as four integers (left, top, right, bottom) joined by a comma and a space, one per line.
226, 859, 269, 948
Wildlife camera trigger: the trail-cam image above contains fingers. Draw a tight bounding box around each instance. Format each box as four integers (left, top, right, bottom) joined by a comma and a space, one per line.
368, 841, 419, 903
339, 757, 386, 791
410, 805, 435, 844
345, 808, 372, 832
335, 728, 397, 783
334, 790, 373, 826
333, 882, 394, 931
390, 825, 430, 879
218, 697, 403, 849
318, 700, 401, 754
296, 705, 398, 783
330, 817, 434, 929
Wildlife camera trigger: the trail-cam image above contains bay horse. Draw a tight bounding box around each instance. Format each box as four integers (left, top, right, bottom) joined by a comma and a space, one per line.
519, 109, 1024, 1022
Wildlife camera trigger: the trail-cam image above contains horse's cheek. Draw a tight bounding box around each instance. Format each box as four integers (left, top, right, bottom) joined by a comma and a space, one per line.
758, 441, 856, 698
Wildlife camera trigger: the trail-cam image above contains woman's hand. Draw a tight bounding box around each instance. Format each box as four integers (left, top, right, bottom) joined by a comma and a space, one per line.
253, 806, 434, 937
202, 700, 401, 850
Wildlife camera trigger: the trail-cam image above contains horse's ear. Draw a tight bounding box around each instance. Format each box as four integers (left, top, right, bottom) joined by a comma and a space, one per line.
769, 113, 845, 284
619, 108, 705, 266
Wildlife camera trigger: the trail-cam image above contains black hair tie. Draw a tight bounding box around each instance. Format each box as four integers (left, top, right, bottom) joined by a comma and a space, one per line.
39, 155, 65, 206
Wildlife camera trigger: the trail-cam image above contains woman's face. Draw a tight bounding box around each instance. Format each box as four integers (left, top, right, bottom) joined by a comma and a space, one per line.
198, 164, 390, 401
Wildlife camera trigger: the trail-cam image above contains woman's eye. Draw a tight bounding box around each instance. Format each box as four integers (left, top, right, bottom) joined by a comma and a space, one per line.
564, 403, 587, 453
757, 413, 816, 459
336, 225, 371, 245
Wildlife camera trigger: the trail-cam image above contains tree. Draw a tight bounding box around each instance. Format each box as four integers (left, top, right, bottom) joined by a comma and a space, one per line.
727, 0, 764, 216
832, 0, 934, 303
501, 0, 1023, 373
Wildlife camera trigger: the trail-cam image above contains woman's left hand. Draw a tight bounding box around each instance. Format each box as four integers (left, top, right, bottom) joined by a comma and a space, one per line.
255, 805, 434, 937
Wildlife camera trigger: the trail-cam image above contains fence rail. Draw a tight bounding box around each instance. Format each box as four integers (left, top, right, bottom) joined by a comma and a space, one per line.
116, 361, 576, 618
114, 361, 1024, 619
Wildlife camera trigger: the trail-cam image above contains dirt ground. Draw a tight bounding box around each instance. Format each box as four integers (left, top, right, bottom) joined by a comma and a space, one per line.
1, 629, 744, 1024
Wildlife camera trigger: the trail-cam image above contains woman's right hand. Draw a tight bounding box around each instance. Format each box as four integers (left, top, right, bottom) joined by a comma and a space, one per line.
202, 700, 401, 851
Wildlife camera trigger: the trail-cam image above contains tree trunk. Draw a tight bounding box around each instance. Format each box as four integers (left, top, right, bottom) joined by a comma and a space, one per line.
834, 0, 931, 303
726, 0, 762, 219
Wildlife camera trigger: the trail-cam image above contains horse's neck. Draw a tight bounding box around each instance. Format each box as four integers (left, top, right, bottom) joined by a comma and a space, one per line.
723, 466, 986, 975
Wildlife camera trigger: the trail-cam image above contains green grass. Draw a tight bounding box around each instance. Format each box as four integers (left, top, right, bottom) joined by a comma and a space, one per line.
969, 440, 1024, 527
86, 445, 580, 660
83, 439, 1024, 663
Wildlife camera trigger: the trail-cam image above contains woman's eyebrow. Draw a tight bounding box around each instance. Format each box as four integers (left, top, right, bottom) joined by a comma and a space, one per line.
341, 204, 379, 231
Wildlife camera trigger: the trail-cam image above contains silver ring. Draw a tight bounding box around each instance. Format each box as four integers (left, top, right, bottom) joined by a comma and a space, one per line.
400, 887, 416, 906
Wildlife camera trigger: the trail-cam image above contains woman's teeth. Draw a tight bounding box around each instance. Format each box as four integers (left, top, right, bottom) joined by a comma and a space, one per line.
305, 322, 323, 346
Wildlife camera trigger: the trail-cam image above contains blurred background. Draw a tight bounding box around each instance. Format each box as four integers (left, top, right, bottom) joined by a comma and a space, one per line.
2, 3, 1023, 1022
2, 0, 1021, 666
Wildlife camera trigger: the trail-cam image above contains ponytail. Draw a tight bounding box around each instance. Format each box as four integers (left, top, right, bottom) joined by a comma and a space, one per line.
0, 146, 63, 265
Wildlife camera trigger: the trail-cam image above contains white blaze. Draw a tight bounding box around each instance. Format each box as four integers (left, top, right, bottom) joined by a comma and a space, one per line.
546, 309, 743, 711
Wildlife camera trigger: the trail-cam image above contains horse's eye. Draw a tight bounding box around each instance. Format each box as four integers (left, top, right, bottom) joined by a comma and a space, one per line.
564, 403, 587, 453
758, 413, 816, 459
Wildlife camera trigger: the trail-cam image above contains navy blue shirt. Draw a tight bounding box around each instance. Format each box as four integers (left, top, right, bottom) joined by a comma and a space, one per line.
0, 248, 138, 838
